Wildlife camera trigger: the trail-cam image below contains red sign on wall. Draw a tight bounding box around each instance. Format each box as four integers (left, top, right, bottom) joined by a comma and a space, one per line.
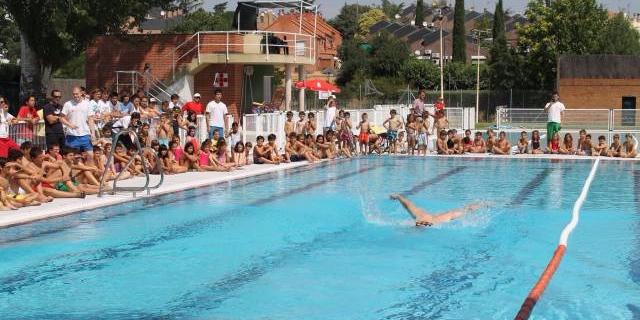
214, 73, 229, 87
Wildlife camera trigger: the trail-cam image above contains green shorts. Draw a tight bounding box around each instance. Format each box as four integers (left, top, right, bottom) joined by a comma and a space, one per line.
547, 122, 561, 140
56, 181, 79, 192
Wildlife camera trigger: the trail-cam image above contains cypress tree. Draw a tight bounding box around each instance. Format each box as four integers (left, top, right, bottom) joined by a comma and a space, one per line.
489, 0, 514, 89
415, 0, 424, 27
452, 0, 466, 63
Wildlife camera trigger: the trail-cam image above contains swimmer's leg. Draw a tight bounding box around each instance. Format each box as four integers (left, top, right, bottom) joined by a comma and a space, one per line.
434, 202, 485, 223
390, 193, 432, 221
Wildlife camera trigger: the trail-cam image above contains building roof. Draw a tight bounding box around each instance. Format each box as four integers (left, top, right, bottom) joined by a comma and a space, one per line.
385, 22, 403, 33
263, 12, 341, 46
465, 11, 482, 22
369, 20, 391, 34
407, 28, 434, 43
395, 25, 419, 38
421, 29, 449, 46
559, 55, 640, 79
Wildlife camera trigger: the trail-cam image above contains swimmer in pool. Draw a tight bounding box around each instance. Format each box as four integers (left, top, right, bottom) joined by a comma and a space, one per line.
390, 193, 485, 227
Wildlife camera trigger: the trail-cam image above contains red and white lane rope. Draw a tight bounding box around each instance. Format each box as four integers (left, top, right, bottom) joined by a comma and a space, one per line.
514, 157, 601, 320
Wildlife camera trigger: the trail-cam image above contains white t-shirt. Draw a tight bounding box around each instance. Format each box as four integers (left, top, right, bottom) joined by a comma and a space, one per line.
324, 106, 337, 128
62, 99, 94, 137
112, 115, 132, 130
0, 111, 14, 138
89, 100, 111, 116
206, 101, 227, 127
228, 129, 242, 148
545, 101, 566, 123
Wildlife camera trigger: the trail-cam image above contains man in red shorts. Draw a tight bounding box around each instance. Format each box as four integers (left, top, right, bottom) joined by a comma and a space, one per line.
0, 96, 19, 157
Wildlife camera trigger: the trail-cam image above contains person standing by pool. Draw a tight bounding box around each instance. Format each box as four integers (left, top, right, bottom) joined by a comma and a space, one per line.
323, 97, 337, 135
390, 193, 485, 227
413, 89, 426, 117
544, 92, 565, 142
61, 87, 95, 163
206, 89, 228, 138
383, 109, 403, 154
43, 90, 67, 150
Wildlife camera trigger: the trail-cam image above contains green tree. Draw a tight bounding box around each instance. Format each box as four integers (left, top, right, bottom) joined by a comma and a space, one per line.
168, 7, 233, 33
452, 0, 466, 63
474, 11, 492, 31
357, 8, 387, 38
380, 0, 404, 20
598, 12, 640, 55
488, 0, 515, 89
414, 0, 424, 27
1, 0, 181, 100
402, 58, 440, 89
369, 31, 410, 77
0, 6, 19, 63
517, 0, 608, 89
336, 39, 368, 86
329, 4, 371, 40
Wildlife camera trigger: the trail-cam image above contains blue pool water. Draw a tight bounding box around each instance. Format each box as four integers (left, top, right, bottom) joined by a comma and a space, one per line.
0, 157, 639, 319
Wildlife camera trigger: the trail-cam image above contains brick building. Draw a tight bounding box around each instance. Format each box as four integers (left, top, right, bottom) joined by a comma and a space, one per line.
558, 55, 640, 110
85, 1, 335, 117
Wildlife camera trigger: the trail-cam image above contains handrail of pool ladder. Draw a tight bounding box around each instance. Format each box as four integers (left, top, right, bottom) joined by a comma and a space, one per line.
98, 129, 164, 198
514, 157, 600, 320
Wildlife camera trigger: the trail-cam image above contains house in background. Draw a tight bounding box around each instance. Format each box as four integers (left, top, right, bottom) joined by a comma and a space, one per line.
86, 1, 338, 116
373, 7, 527, 65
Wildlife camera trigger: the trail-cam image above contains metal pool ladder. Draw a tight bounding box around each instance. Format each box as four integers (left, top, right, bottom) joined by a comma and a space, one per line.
98, 129, 164, 197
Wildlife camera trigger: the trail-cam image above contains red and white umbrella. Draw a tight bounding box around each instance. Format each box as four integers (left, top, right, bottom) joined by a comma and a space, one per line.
295, 79, 341, 93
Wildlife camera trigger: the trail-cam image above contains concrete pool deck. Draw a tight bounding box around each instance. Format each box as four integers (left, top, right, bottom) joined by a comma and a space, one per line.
0, 153, 636, 229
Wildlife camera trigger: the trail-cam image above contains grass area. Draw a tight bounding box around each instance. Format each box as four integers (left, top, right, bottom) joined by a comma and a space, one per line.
475, 122, 495, 129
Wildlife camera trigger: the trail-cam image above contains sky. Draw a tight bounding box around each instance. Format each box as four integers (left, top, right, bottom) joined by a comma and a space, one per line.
204, 0, 640, 18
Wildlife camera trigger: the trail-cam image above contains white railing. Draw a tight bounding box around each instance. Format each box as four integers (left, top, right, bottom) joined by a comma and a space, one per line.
241, 106, 470, 152
115, 71, 177, 103
496, 107, 635, 131
172, 30, 316, 79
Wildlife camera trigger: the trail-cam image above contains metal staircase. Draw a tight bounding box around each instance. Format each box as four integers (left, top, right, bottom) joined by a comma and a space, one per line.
115, 71, 177, 103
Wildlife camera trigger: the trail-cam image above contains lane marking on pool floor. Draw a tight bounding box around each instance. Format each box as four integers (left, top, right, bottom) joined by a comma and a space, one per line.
514, 158, 600, 320
400, 166, 467, 196
507, 168, 554, 207
0, 165, 385, 294
0, 160, 345, 245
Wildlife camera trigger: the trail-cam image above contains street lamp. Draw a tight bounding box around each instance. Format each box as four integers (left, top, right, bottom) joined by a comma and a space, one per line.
472, 29, 491, 123
432, 5, 447, 100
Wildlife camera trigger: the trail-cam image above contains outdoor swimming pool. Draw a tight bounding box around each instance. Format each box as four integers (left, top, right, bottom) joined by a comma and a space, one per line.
0, 157, 638, 319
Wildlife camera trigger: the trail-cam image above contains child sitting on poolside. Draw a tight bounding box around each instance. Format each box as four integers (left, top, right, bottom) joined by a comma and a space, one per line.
530, 130, 544, 154
608, 134, 623, 157
266, 134, 284, 163
470, 132, 486, 153
198, 139, 231, 171
437, 130, 454, 155
396, 131, 407, 154
461, 129, 473, 154
162, 143, 188, 174
592, 135, 608, 156
492, 131, 512, 155
180, 142, 201, 171
517, 131, 529, 154
622, 133, 638, 158
446, 130, 461, 154
253, 136, 278, 164
244, 142, 253, 164
485, 129, 496, 152
315, 134, 333, 159
576, 129, 592, 156
559, 133, 576, 155
232, 142, 248, 167
547, 133, 561, 154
